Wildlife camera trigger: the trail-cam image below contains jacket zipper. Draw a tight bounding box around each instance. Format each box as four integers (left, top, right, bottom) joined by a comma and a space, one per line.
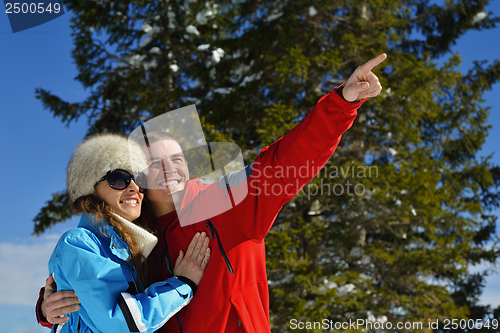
206, 219, 234, 275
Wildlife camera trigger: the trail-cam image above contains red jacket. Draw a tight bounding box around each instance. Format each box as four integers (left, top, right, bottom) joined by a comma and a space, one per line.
37, 88, 365, 332
156, 89, 365, 333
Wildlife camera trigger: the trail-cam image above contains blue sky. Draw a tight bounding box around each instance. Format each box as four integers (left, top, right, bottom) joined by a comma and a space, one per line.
1, 2, 500, 332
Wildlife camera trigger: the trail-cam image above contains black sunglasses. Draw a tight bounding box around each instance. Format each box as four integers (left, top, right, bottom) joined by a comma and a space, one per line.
97, 169, 145, 193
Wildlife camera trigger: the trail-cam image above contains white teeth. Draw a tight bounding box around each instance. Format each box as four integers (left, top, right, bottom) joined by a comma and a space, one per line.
165, 180, 180, 186
122, 200, 138, 204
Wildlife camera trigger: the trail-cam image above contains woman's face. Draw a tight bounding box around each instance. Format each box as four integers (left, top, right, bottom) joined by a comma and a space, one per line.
94, 173, 144, 221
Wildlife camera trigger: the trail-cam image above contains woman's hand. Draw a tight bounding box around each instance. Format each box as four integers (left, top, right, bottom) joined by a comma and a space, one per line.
173, 232, 211, 286
42, 275, 80, 324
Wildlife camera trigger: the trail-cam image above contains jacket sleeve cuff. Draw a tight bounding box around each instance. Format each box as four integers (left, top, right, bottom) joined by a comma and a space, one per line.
175, 276, 197, 295
333, 83, 345, 98
36, 287, 53, 329
333, 83, 369, 104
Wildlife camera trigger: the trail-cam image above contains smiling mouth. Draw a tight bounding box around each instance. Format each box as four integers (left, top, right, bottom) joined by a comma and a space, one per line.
160, 180, 181, 187
120, 199, 139, 206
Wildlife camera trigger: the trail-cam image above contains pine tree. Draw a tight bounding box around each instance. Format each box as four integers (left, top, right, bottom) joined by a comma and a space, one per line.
35, 0, 500, 331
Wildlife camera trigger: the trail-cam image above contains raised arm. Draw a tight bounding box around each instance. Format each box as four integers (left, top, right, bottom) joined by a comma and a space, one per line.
226, 54, 387, 241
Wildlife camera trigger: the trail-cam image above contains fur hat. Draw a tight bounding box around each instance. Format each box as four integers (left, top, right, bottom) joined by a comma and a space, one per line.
67, 134, 148, 204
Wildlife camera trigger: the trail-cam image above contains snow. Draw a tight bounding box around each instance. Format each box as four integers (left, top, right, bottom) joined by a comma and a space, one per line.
209, 68, 216, 80
139, 35, 153, 48
280, 274, 294, 284
230, 49, 244, 59
229, 61, 254, 83
128, 54, 146, 67
472, 11, 487, 24
367, 311, 388, 323
267, 273, 295, 286
323, 279, 337, 289
211, 48, 225, 63
197, 44, 211, 51
239, 72, 263, 87
139, 24, 162, 47
305, 300, 315, 308
168, 11, 176, 29
196, 11, 208, 25
149, 47, 161, 54
186, 25, 200, 35
383, 87, 394, 97
265, 12, 283, 22
213, 87, 233, 94
182, 97, 202, 104
196, 5, 217, 25
360, 256, 371, 265
349, 247, 363, 258
141, 23, 153, 33
143, 59, 158, 70
170, 64, 179, 72
336, 283, 355, 297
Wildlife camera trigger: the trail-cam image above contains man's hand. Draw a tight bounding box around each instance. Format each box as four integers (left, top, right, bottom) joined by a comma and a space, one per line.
342, 53, 387, 102
173, 232, 211, 286
42, 275, 80, 324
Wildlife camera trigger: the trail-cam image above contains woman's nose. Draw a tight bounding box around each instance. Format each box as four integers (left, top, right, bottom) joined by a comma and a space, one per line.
128, 180, 141, 192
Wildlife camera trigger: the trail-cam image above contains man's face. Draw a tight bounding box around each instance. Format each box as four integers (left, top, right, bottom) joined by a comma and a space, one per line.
143, 139, 189, 210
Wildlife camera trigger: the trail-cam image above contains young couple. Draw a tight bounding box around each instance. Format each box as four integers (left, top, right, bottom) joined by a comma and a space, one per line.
36, 54, 387, 333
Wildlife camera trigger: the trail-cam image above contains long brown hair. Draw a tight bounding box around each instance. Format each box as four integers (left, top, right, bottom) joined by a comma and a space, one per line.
137, 196, 166, 285
73, 195, 163, 286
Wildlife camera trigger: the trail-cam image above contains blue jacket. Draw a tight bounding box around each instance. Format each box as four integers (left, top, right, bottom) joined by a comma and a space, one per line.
49, 213, 193, 333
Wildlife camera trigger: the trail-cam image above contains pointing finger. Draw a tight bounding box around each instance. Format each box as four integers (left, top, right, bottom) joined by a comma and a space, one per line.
356, 53, 387, 74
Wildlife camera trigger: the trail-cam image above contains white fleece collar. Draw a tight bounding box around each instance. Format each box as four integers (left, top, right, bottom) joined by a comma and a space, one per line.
112, 213, 158, 260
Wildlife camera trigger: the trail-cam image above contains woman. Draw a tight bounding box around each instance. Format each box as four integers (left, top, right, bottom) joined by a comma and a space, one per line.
44, 134, 210, 333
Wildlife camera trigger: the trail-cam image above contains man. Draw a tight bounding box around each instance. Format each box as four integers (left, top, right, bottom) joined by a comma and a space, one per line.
37, 54, 387, 332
